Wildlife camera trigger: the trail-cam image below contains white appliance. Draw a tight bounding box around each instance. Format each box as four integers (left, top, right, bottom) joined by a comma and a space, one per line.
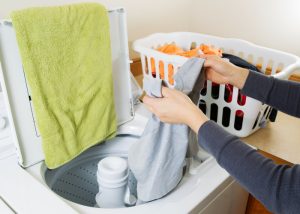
0, 8, 248, 214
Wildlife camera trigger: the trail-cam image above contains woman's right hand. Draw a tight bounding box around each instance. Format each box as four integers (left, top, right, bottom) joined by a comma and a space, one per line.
143, 87, 208, 133
200, 54, 249, 89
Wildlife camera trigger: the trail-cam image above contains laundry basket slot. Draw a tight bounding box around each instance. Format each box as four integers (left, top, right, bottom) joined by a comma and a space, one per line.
133, 32, 300, 137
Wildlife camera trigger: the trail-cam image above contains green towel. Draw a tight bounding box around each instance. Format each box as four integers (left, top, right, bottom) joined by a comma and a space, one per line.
11, 3, 117, 169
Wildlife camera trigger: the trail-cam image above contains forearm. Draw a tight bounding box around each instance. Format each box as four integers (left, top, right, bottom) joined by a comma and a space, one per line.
234, 69, 300, 118
229, 66, 249, 89
185, 105, 208, 133
198, 121, 300, 214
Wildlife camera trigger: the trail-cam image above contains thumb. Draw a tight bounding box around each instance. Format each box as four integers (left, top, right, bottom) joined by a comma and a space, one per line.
198, 54, 218, 60
199, 54, 218, 68
161, 86, 174, 98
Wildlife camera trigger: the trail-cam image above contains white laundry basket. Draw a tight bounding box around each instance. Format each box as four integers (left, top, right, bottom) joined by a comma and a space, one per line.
133, 32, 300, 137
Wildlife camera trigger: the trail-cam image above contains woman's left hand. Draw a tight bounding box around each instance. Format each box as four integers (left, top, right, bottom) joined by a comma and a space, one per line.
143, 87, 208, 132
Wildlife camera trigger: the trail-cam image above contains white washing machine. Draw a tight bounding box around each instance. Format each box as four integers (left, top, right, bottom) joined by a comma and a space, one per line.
0, 8, 249, 214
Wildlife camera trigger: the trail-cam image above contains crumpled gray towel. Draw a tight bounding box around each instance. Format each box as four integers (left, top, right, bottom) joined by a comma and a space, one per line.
128, 57, 206, 202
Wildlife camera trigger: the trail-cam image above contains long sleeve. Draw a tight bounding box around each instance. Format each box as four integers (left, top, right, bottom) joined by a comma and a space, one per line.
241, 71, 300, 118
198, 121, 300, 214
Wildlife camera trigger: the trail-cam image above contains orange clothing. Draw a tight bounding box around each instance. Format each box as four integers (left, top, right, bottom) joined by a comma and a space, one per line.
177, 48, 200, 57
150, 43, 222, 85
156, 44, 184, 54
199, 44, 222, 57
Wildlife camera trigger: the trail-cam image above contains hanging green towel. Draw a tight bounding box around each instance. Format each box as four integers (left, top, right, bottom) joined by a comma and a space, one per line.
11, 3, 117, 169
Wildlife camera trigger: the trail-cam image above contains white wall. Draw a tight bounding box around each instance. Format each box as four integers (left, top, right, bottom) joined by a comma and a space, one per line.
0, 0, 191, 58
1, 0, 300, 57
189, 0, 300, 57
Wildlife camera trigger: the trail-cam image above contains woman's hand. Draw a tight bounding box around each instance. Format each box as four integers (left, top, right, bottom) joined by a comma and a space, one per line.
143, 87, 208, 132
200, 54, 249, 89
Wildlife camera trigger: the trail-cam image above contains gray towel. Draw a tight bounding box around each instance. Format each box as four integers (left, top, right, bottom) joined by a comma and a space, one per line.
128, 58, 205, 202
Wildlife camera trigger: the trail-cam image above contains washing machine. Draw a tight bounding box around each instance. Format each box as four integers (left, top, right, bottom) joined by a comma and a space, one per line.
0, 7, 249, 214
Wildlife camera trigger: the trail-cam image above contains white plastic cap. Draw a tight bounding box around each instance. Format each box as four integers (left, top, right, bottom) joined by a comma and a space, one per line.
97, 157, 128, 182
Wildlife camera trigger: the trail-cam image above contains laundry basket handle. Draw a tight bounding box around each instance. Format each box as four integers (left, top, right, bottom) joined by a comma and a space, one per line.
273, 61, 300, 79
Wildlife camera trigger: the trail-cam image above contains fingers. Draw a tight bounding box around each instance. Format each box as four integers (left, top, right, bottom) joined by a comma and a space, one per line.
142, 95, 158, 113
161, 87, 173, 98
199, 54, 216, 67
143, 87, 173, 105
205, 67, 212, 80
143, 89, 173, 116
198, 54, 214, 60
143, 87, 177, 112
143, 95, 158, 106
198, 54, 220, 61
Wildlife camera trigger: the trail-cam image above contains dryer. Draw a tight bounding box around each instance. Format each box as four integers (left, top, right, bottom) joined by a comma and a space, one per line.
0, 7, 248, 214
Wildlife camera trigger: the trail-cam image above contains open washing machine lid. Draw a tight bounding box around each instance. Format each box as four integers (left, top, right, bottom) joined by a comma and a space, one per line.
0, 8, 134, 168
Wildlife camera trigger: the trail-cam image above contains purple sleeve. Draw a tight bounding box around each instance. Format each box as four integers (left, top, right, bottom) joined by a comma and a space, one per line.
241, 71, 300, 118
198, 121, 300, 214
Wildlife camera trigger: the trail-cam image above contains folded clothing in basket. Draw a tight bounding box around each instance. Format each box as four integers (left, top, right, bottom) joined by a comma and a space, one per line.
128, 57, 206, 202
11, 3, 117, 168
